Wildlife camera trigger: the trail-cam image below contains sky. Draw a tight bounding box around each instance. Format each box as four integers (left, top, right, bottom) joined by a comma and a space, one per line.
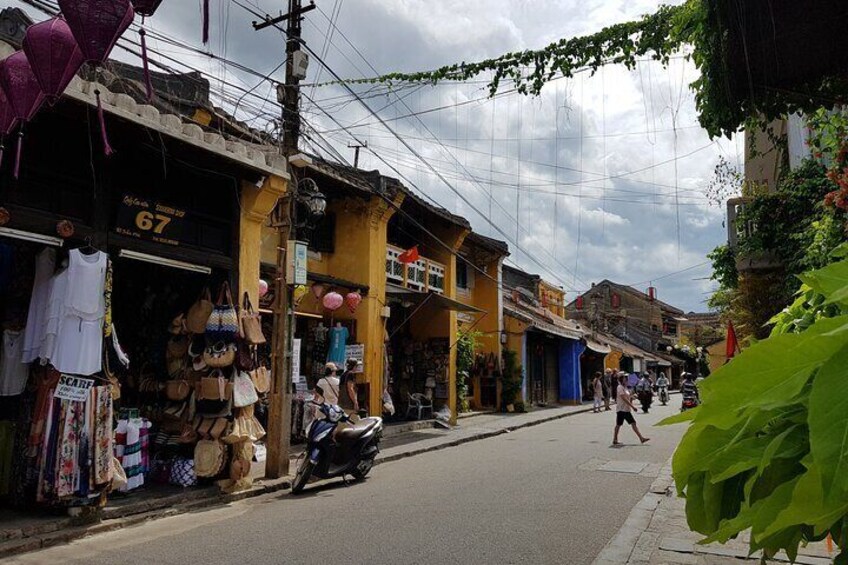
7, 0, 742, 311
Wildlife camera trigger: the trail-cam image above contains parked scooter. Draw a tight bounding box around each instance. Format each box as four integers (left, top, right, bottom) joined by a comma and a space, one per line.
658, 385, 669, 406
291, 400, 383, 494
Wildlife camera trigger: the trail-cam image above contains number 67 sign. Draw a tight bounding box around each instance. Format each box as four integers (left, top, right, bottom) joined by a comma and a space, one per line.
116, 194, 186, 246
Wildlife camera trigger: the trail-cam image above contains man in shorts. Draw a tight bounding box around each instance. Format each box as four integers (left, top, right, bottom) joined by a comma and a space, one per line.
613, 373, 650, 446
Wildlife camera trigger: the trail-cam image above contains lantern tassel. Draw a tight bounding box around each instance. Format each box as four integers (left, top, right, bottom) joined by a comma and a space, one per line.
0, 137, 5, 170
13, 130, 23, 180
139, 28, 154, 102
95, 90, 114, 156
202, 0, 210, 44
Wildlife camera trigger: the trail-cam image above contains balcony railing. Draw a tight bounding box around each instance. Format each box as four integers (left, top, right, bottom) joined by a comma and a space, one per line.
386, 245, 445, 294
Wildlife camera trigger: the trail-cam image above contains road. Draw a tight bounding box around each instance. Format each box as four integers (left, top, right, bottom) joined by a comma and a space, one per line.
5, 402, 686, 565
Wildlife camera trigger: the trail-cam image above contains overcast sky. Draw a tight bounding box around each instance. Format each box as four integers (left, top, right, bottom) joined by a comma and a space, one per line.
8, 0, 742, 311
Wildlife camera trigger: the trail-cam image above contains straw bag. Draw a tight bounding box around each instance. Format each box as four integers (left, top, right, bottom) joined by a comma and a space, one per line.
165, 379, 191, 401
206, 282, 239, 342
197, 369, 231, 401
250, 365, 271, 394
233, 371, 259, 408
203, 341, 236, 368
239, 292, 266, 345
194, 439, 226, 478
186, 287, 213, 334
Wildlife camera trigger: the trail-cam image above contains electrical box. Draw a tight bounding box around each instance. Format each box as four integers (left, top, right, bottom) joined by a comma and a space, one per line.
292, 50, 309, 80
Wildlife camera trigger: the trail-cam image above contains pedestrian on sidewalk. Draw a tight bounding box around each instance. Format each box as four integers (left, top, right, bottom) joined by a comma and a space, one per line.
602, 368, 613, 411
613, 374, 650, 446
592, 372, 604, 412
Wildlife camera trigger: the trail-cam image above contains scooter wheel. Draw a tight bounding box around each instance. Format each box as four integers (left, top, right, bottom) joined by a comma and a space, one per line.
291, 459, 315, 494
352, 459, 374, 481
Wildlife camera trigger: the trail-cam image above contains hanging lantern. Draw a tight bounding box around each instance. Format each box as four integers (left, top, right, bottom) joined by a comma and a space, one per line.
131, 0, 164, 101
322, 291, 343, 312
258, 278, 269, 297
311, 283, 325, 300
293, 285, 308, 307
0, 207, 9, 226
202, 0, 210, 44
345, 291, 362, 314
0, 52, 46, 179
56, 219, 75, 238
648, 286, 656, 302
59, 0, 135, 156
0, 84, 17, 169
22, 18, 85, 105
611, 292, 621, 309
576, 295, 584, 310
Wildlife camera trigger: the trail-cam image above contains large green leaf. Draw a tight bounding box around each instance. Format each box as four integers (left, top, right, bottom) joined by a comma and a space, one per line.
708, 436, 772, 483
694, 315, 848, 429
762, 465, 848, 539
800, 260, 848, 306
809, 343, 848, 497
672, 424, 740, 495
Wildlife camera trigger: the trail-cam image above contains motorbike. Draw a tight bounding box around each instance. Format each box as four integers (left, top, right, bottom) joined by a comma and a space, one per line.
680, 393, 699, 411
291, 401, 383, 494
658, 386, 669, 406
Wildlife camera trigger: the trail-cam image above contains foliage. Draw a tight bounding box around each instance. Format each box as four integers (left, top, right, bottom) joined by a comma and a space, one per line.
707, 244, 738, 290
500, 349, 524, 412
705, 157, 743, 207
661, 255, 848, 562
455, 331, 479, 413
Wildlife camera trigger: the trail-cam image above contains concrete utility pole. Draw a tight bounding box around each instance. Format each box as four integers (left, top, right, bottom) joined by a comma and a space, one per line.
348, 140, 367, 168
254, 0, 315, 479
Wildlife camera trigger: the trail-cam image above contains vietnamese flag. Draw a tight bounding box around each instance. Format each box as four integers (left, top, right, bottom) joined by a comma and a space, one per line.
726, 320, 740, 358
398, 246, 420, 264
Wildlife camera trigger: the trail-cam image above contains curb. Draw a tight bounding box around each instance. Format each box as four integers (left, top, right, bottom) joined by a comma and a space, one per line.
1, 405, 593, 560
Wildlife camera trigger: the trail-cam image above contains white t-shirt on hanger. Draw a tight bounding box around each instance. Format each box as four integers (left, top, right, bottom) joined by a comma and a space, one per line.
21, 248, 56, 363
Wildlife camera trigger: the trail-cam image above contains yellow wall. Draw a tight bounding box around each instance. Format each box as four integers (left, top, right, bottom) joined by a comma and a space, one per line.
239, 176, 287, 307
539, 281, 566, 318
708, 338, 729, 372
504, 315, 529, 404
605, 350, 622, 371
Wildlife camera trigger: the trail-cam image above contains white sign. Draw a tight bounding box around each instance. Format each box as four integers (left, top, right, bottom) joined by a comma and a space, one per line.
287, 240, 308, 286
292, 375, 308, 394
345, 344, 364, 373
54, 375, 95, 402
291, 338, 302, 380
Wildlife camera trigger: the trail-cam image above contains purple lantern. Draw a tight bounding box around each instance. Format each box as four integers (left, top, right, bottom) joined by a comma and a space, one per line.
0, 85, 17, 169
58, 0, 135, 64
131, 0, 164, 17
22, 18, 85, 105
0, 52, 46, 179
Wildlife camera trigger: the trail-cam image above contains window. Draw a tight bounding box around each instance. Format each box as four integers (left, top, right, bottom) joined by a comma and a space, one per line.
611, 292, 621, 309
305, 213, 335, 253
457, 261, 469, 290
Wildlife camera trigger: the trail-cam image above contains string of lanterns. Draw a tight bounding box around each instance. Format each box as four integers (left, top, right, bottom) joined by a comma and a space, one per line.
0, 0, 166, 178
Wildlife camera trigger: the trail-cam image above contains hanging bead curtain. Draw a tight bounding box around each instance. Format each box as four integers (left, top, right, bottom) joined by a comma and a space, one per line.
22, 18, 85, 105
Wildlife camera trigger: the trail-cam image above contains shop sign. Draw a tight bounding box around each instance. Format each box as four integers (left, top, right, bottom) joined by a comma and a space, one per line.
292, 375, 308, 394
116, 194, 186, 246
345, 343, 364, 373
54, 375, 95, 402
292, 338, 302, 380
286, 240, 308, 286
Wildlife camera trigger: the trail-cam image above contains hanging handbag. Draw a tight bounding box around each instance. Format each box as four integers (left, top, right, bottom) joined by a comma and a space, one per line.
169, 457, 197, 487
186, 287, 213, 334
203, 341, 236, 368
233, 370, 259, 408
239, 292, 266, 345
194, 439, 227, 478
235, 339, 255, 372
250, 365, 271, 395
165, 380, 191, 402
206, 282, 239, 342
197, 369, 232, 401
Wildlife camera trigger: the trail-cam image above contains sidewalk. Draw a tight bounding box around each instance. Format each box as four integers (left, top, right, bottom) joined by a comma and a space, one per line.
593, 461, 833, 565
0, 403, 594, 559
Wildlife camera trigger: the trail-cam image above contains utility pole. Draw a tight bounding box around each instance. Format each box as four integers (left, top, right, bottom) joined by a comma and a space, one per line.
254, 0, 315, 479
348, 140, 367, 168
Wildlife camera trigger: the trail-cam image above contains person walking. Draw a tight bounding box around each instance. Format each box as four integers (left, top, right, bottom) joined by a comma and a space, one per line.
592, 372, 604, 413
338, 358, 361, 418
613, 374, 650, 446
602, 368, 613, 411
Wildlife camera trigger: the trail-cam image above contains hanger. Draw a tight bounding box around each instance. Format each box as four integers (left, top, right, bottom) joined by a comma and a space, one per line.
78, 236, 98, 256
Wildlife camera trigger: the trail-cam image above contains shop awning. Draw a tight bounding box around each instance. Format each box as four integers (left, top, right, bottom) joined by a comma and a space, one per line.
583, 337, 612, 355
386, 284, 484, 313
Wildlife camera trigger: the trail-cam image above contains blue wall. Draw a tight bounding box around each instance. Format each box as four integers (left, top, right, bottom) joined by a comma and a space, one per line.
559, 339, 585, 403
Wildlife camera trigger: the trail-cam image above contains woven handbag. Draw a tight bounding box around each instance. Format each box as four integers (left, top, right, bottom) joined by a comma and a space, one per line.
169, 458, 197, 487
194, 439, 227, 478
206, 282, 239, 342
186, 287, 213, 334
233, 370, 259, 408
250, 365, 271, 394
239, 292, 266, 345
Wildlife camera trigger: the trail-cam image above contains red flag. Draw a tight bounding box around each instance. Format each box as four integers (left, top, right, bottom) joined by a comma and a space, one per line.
398, 245, 419, 264
726, 320, 740, 358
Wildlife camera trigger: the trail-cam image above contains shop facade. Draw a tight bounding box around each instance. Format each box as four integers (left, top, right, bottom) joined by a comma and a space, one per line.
0, 70, 287, 510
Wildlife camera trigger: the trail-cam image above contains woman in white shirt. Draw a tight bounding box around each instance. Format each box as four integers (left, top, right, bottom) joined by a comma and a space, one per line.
314, 363, 340, 420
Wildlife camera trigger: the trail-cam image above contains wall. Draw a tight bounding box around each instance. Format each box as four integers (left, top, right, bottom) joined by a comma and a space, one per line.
239, 176, 287, 307
745, 118, 786, 194
558, 339, 585, 404
504, 315, 529, 404
605, 350, 622, 371
708, 338, 730, 372
539, 281, 566, 318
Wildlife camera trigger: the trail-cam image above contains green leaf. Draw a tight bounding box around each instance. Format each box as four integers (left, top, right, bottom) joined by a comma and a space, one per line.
708, 436, 772, 483
672, 424, 740, 495
762, 465, 848, 539
808, 343, 848, 496
800, 260, 848, 306
657, 408, 697, 426
695, 315, 848, 429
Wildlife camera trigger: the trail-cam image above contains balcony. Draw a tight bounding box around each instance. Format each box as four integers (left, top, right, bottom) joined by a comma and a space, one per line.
386, 244, 446, 294
726, 196, 783, 272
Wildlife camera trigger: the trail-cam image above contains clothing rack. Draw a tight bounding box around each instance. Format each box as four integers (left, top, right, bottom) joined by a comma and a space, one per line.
119, 407, 139, 420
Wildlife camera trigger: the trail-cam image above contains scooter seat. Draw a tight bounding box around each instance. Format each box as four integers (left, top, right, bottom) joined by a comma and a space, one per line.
335, 417, 380, 443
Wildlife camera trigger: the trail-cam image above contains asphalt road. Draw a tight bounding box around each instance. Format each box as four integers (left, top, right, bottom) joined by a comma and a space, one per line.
6, 402, 687, 565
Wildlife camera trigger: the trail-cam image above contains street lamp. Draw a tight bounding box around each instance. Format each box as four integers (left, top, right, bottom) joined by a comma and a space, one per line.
295, 177, 326, 227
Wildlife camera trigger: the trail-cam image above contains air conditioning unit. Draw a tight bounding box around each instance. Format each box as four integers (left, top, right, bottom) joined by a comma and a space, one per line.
292, 50, 309, 80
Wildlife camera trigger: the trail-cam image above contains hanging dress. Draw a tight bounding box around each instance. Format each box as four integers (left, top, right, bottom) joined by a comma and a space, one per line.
39, 270, 69, 366
52, 250, 107, 376
0, 329, 29, 396
21, 248, 56, 363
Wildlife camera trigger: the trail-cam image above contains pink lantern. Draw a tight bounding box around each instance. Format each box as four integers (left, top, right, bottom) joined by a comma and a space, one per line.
131, 0, 164, 16
0, 85, 16, 169
59, 0, 135, 156
322, 292, 343, 312
345, 291, 362, 314
0, 52, 46, 179
22, 18, 85, 105
311, 283, 326, 300
58, 0, 135, 64
258, 278, 269, 298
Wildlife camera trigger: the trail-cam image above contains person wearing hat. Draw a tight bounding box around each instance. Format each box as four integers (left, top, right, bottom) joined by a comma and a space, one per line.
314, 362, 340, 420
